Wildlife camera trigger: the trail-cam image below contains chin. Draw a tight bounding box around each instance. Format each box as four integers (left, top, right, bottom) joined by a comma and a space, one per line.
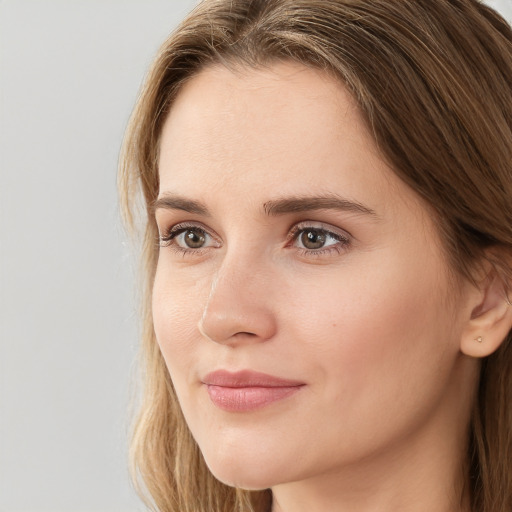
209, 469, 276, 491
201, 448, 287, 490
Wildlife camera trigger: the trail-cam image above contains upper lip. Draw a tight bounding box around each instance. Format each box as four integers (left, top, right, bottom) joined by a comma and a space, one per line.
202, 370, 305, 388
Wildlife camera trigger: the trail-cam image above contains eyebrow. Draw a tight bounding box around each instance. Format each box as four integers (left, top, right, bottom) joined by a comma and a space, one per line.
152, 195, 210, 216
153, 193, 378, 218
262, 195, 378, 218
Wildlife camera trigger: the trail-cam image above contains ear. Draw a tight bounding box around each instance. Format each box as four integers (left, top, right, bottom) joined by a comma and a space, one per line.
460, 268, 512, 358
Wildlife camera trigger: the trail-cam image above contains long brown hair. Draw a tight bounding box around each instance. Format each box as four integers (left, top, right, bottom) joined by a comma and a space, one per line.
119, 1, 512, 511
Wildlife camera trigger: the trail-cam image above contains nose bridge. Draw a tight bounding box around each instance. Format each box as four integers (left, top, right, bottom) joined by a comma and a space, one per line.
199, 246, 277, 345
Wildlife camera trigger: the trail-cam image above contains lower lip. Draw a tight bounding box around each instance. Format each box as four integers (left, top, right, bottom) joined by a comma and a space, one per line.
206, 385, 303, 412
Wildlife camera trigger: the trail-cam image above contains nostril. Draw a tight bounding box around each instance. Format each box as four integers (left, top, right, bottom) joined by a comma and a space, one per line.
198, 312, 275, 345
197, 270, 278, 344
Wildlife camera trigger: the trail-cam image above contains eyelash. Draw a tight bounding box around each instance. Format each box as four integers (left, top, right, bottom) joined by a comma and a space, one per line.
287, 222, 350, 257
158, 222, 218, 256
158, 221, 351, 257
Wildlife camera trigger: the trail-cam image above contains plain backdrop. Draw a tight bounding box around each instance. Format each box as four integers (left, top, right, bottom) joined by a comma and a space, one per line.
0, 1, 196, 511
0, 1, 511, 511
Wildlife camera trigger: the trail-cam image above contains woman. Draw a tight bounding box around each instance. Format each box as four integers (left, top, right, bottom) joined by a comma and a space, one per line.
119, 1, 512, 511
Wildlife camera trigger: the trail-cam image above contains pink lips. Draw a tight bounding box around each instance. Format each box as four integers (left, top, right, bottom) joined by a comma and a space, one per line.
202, 370, 304, 412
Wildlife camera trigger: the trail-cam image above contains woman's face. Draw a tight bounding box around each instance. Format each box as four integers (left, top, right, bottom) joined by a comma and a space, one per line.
153, 62, 476, 490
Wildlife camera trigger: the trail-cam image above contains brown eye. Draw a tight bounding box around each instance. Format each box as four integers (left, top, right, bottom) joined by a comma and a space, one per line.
183, 228, 206, 248
291, 225, 349, 254
300, 229, 327, 250
159, 224, 217, 251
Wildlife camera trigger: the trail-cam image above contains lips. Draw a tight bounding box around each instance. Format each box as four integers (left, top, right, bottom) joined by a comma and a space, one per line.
202, 370, 305, 412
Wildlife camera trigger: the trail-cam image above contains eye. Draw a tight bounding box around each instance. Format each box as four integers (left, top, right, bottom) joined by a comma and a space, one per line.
289, 223, 350, 255
179, 228, 207, 249
159, 223, 220, 252
297, 229, 333, 250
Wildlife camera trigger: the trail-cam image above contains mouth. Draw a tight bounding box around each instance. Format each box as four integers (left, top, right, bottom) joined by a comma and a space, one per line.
202, 370, 305, 412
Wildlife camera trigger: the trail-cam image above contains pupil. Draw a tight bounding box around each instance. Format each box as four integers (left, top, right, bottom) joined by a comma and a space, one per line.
185, 229, 206, 248
301, 230, 326, 249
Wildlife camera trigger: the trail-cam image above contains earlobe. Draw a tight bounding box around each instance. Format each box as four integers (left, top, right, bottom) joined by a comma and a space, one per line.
460, 273, 512, 358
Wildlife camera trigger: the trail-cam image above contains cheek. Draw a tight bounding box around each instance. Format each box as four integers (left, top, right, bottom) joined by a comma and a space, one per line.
151, 263, 208, 373
283, 256, 457, 408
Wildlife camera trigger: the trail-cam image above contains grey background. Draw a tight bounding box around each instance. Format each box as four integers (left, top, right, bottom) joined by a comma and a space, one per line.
0, 1, 511, 511
0, 1, 196, 511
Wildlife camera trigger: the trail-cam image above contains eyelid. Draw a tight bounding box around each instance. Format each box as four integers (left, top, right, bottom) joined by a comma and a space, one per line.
158, 221, 221, 248
157, 219, 351, 257
285, 221, 352, 258
287, 221, 351, 243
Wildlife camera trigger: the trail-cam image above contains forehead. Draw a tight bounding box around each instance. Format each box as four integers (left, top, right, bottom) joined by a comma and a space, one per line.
157, 62, 417, 220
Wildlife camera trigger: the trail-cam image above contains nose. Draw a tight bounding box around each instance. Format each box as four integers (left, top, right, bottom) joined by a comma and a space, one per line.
198, 253, 277, 346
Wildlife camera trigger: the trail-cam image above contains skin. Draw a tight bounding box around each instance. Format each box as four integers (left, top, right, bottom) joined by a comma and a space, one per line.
152, 62, 486, 512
